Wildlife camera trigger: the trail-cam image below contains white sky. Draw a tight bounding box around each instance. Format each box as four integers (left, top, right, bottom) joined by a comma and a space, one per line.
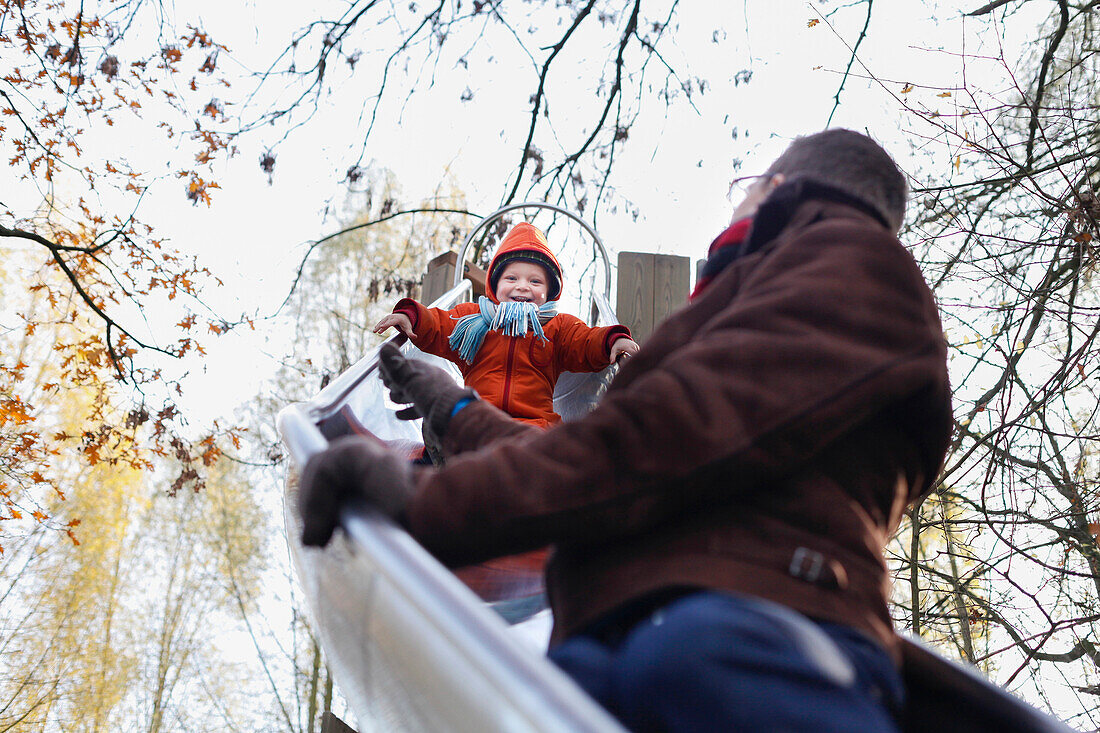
9, 0, 1043, 468
6, 0, 1031, 427
130, 0, 989, 426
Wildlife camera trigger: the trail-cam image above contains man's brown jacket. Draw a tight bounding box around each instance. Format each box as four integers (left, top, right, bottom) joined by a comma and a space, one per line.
403, 183, 953, 656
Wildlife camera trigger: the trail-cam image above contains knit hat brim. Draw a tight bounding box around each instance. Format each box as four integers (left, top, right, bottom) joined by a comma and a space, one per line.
489, 251, 562, 301
486, 222, 564, 302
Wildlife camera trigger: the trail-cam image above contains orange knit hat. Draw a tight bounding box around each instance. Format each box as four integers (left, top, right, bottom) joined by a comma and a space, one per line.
486, 222, 563, 302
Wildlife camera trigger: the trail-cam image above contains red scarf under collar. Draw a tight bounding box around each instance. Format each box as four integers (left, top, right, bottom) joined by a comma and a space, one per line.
690, 216, 753, 300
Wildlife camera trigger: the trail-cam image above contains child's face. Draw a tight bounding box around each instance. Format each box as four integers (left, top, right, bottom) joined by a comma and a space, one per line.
495, 261, 550, 306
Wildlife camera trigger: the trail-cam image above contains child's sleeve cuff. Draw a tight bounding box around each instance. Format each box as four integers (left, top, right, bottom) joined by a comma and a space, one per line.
603, 325, 632, 353
392, 298, 421, 330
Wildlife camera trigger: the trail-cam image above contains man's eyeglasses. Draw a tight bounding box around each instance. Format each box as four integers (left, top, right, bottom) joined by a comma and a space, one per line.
726, 174, 770, 201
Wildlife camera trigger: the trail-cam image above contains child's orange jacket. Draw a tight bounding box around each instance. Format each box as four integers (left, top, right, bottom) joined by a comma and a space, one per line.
393, 298, 629, 428
393, 223, 630, 428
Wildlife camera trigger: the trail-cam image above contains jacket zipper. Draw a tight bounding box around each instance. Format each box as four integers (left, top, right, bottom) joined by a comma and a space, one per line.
501, 337, 518, 415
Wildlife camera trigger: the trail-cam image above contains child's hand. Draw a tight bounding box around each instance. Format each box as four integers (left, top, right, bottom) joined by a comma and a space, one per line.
373, 313, 414, 338
610, 338, 640, 364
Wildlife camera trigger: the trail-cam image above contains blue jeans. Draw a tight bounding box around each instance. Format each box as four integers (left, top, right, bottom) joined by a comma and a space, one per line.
548, 591, 903, 733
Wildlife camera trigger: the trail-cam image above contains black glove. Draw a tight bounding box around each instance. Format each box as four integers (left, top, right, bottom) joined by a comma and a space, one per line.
297, 435, 414, 547
377, 342, 476, 450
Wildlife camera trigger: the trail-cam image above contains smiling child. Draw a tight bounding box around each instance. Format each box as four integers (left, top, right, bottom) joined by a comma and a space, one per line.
373, 221, 638, 428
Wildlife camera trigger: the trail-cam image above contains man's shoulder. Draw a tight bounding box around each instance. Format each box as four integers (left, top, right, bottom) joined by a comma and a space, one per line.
778, 208, 915, 268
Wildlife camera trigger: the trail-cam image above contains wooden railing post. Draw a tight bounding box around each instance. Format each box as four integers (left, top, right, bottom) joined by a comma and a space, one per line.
421, 251, 487, 304
615, 252, 690, 343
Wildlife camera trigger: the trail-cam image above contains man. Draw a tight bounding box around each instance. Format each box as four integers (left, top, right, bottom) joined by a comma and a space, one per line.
299, 129, 953, 732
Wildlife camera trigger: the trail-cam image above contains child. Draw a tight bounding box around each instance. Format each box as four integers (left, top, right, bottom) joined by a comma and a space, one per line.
374, 221, 639, 429
374, 221, 638, 620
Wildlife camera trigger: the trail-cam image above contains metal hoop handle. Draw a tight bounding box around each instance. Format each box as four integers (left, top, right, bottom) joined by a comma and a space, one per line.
452, 202, 612, 299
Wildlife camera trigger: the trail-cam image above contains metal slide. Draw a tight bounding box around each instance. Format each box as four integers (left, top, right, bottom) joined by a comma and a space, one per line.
277, 204, 627, 732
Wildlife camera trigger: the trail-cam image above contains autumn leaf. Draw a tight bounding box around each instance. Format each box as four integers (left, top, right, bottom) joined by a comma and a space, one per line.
937, 91, 952, 98
901, 84, 913, 94
807, 19, 820, 28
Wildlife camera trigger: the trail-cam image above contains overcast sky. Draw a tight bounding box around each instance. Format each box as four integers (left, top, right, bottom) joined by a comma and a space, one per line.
107, 0, 1000, 425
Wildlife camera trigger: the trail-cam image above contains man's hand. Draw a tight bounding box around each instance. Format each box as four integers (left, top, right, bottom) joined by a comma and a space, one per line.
378, 343, 476, 448
610, 337, 640, 364
373, 313, 414, 338
297, 435, 414, 547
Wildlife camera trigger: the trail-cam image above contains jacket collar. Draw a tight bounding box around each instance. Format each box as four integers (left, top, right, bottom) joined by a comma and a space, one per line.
692, 179, 892, 301
739, 178, 892, 260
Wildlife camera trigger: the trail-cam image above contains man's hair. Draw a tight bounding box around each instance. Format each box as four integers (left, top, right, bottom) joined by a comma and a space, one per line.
764, 129, 908, 232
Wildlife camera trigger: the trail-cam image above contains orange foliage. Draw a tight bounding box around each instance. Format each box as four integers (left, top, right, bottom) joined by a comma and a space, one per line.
1, 0, 242, 543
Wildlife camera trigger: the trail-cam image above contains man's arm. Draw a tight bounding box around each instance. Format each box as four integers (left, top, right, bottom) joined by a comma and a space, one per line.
405, 221, 950, 566
441, 398, 539, 455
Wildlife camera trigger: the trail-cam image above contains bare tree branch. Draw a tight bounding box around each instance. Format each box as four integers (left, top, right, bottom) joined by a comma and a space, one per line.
826, 0, 874, 128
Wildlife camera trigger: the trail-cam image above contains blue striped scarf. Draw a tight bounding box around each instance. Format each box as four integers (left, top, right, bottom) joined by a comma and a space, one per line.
448, 296, 558, 364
